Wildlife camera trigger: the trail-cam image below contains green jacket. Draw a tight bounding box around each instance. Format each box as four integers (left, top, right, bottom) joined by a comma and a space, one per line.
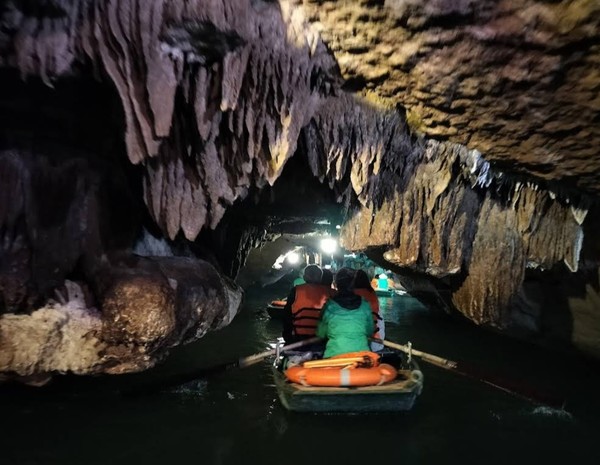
293, 277, 306, 286
316, 298, 374, 358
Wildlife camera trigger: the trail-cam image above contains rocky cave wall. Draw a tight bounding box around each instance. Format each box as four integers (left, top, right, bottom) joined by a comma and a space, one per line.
297, 0, 600, 193
1, 0, 600, 382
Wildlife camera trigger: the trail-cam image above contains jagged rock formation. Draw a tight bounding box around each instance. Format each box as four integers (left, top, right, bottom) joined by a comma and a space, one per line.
1, 0, 600, 380
296, 0, 600, 193
0, 0, 340, 239
339, 137, 586, 327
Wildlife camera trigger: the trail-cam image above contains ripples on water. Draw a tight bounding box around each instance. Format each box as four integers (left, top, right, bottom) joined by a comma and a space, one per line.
1, 283, 599, 465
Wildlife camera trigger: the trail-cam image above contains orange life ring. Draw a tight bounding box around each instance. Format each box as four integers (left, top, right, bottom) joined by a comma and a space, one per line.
285, 362, 397, 387
271, 300, 287, 307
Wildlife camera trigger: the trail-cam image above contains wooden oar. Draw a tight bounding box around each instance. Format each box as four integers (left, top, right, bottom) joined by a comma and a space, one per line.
123, 336, 323, 397
372, 338, 566, 409
303, 356, 365, 369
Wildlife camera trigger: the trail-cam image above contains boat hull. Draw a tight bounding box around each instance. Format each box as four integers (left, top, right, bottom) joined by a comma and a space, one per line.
266, 304, 285, 319
273, 356, 423, 413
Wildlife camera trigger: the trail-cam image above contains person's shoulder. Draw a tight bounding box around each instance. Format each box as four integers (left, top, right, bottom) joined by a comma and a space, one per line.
320, 301, 333, 317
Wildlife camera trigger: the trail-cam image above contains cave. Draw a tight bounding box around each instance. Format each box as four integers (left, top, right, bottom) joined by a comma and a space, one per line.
1, 0, 599, 463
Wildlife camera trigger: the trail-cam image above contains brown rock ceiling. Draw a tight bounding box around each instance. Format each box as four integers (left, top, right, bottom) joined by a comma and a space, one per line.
295, 0, 600, 192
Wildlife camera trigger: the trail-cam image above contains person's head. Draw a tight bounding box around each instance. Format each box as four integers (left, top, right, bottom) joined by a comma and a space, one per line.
321, 268, 334, 287
303, 264, 323, 284
353, 269, 372, 290
334, 267, 356, 293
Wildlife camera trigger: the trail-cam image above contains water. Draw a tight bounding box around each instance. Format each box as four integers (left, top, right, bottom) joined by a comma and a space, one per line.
2, 284, 600, 465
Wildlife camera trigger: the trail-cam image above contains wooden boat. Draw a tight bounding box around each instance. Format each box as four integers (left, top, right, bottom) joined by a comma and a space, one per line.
272, 350, 423, 413
266, 299, 286, 319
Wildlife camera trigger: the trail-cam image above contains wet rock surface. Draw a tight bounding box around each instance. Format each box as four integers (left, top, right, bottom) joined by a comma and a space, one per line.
296, 0, 600, 192
97, 255, 243, 374
100, 270, 177, 347
0, 255, 244, 379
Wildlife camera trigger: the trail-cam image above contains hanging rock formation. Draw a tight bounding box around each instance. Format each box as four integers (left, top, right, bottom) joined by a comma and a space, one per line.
296, 0, 600, 192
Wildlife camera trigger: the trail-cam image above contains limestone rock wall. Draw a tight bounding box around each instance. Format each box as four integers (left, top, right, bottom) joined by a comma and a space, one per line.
0, 148, 135, 312
0, 257, 242, 380
296, 0, 600, 193
300, 93, 589, 327
0, 281, 105, 383
1, 0, 340, 240
339, 137, 587, 326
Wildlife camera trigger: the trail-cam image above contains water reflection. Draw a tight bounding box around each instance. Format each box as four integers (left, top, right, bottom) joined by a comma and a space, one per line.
379, 294, 428, 325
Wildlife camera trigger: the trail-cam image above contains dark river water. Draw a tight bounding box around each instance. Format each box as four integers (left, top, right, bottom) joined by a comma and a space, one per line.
2, 283, 600, 465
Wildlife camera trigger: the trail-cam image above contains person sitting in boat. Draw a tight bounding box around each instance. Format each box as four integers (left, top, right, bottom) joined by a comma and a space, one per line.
282, 265, 332, 347
352, 269, 385, 352
316, 268, 374, 358
321, 268, 334, 288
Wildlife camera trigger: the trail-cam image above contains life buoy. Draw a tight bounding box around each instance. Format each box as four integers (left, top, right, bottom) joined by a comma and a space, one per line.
285, 352, 397, 387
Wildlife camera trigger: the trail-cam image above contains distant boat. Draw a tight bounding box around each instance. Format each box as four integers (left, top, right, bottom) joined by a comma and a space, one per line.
371, 276, 406, 298
266, 299, 286, 319
374, 288, 394, 297
272, 350, 423, 413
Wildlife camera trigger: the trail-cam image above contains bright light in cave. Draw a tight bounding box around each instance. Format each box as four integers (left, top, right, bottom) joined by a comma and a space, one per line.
320, 238, 337, 254
272, 248, 303, 269
286, 251, 300, 264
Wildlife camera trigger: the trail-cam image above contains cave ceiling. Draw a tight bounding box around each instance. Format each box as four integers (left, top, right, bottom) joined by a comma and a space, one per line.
297, 0, 600, 193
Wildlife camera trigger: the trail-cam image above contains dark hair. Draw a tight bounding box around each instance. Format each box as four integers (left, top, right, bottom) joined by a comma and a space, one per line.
353, 269, 373, 290
303, 264, 323, 284
321, 268, 334, 286
334, 267, 356, 292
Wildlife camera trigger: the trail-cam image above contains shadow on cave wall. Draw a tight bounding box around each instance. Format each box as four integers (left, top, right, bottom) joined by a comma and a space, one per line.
0, 68, 143, 312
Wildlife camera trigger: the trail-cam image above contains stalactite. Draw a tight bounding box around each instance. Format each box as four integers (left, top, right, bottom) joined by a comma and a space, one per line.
2, 0, 339, 240
337, 131, 588, 325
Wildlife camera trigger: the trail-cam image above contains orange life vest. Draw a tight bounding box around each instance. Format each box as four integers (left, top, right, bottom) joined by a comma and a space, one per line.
354, 288, 381, 339
291, 284, 332, 337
